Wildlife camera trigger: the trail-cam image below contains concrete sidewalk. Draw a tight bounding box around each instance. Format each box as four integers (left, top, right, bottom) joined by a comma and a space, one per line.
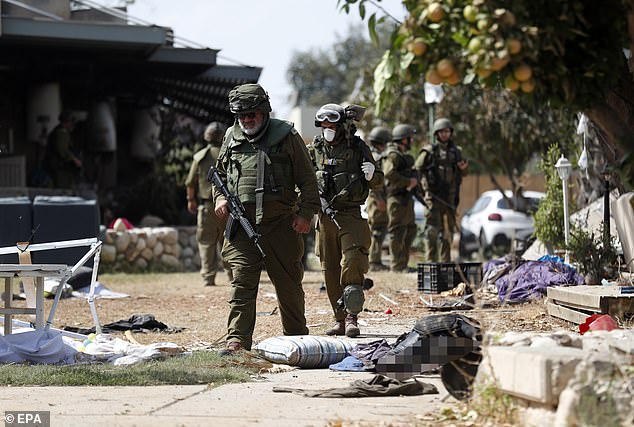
1, 368, 451, 427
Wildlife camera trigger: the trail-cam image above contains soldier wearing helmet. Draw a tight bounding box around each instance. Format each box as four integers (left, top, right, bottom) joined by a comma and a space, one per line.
366, 126, 391, 271
415, 117, 468, 262
383, 123, 418, 272
185, 121, 231, 286
213, 83, 320, 355
309, 103, 384, 338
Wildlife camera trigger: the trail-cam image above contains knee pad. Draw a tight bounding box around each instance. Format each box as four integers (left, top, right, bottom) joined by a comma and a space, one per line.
343, 284, 365, 315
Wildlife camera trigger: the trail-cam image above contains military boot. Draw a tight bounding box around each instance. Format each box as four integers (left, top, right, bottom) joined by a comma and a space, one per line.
325, 320, 345, 336
345, 314, 360, 338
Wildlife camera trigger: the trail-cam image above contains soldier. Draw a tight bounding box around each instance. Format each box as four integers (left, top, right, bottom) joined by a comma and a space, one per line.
309, 103, 384, 338
185, 121, 231, 286
213, 83, 320, 355
384, 124, 418, 272
415, 118, 468, 262
366, 126, 391, 272
44, 110, 82, 189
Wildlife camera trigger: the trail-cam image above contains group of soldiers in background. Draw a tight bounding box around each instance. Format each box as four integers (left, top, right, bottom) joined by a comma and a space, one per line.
366, 118, 468, 273
184, 83, 468, 353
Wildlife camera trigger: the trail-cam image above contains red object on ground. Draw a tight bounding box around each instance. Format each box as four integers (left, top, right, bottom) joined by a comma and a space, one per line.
384, 308, 393, 314
579, 314, 619, 334
108, 217, 134, 230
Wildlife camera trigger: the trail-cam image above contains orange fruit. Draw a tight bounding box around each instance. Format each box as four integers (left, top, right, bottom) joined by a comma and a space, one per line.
513, 64, 532, 82
425, 68, 443, 85
436, 59, 455, 78
504, 75, 520, 91
507, 38, 522, 55
490, 54, 510, 71
520, 78, 536, 93
411, 38, 427, 56
445, 72, 461, 85
428, 3, 444, 22
476, 68, 493, 78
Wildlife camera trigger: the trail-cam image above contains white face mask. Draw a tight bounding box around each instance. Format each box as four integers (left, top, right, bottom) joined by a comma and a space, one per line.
323, 128, 336, 142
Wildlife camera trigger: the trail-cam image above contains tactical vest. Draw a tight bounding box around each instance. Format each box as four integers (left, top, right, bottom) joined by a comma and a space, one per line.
223, 119, 295, 205
193, 145, 220, 199
384, 143, 415, 195
422, 141, 462, 206
311, 135, 369, 207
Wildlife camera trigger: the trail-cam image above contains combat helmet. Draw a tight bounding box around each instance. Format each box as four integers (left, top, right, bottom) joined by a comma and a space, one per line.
392, 124, 416, 141
228, 83, 272, 114
314, 103, 346, 127
204, 121, 226, 143
368, 126, 392, 146
432, 118, 453, 134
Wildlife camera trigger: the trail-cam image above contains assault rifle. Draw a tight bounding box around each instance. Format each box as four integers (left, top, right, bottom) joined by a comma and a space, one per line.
320, 195, 341, 230
207, 165, 265, 258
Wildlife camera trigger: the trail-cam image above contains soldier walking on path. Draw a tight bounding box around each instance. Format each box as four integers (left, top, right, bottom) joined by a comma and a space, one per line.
366, 126, 392, 272
309, 103, 384, 338
384, 124, 418, 273
415, 118, 468, 262
185, 121, 231, 286
213, 84, 320, 355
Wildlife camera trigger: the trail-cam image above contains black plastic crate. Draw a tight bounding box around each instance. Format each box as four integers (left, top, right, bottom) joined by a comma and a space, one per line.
417, 262, 482, 293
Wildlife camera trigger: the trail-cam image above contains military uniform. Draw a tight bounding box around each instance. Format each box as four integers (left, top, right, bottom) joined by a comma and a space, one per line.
45, 124, 79, 189
383, 142, 417, 271
309, 129, 383, 336
214, 116, 320, 350
366, 145, 389, 268
185, 142, 229, 286
415, 140, 465, 262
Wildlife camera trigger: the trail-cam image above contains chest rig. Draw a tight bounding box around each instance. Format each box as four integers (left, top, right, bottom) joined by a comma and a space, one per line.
423, 142, 461, 205
224, 120, 294, 224
312, 136, 368, 205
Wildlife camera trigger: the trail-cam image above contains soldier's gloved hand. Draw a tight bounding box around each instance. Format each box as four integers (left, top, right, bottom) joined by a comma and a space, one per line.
361, 162, 375, 181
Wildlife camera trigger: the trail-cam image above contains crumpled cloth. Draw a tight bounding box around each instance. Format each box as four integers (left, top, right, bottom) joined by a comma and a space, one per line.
64, 313, 183, 334
349, 339, 393, 367
272, 374, 437, 398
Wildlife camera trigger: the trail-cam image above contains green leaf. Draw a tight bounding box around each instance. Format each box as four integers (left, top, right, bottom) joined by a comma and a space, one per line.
400, 51, 415, 71
368, 14, 379, 46
359, 3, 366, 19
463, 72, 476, 85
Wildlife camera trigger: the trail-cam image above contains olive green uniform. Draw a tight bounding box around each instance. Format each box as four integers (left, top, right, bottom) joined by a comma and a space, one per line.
366, 145, 388, 266
185, 144, 229, 285
309, 135, 383, 321
415, 140, 466, 262
45, 124, 78, 189
383, 143, 417, 271
214, 118, 320, 350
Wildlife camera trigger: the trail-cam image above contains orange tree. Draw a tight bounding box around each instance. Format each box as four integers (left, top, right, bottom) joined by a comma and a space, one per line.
340, 0, 634, 188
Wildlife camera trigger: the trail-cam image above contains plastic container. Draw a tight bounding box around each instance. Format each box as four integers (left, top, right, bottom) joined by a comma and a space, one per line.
417, 262, 482, 294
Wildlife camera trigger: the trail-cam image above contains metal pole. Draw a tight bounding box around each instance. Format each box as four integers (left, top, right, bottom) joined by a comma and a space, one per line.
562, 178, 570, 263
428, 103, 435, 143
603, 177, 610, 247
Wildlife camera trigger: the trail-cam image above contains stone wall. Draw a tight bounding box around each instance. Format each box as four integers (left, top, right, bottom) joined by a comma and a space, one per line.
100, 226, 200, 272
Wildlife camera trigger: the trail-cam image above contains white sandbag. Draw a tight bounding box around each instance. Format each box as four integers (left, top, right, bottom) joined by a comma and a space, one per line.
253, 335, 352, 368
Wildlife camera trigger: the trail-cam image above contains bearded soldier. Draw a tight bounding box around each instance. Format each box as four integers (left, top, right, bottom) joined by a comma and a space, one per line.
213, 84, 320, 355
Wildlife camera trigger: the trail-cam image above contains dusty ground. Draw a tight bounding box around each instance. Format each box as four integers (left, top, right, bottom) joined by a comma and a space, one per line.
34, 263, 576, 350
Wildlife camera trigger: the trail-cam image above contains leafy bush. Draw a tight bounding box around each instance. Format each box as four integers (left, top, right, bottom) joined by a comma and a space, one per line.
533, 144, 567, 251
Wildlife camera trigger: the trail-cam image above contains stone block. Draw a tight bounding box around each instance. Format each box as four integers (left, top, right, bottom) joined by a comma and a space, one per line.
476, 345, 584, 406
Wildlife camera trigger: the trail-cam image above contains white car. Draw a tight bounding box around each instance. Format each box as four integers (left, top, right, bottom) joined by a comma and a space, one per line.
459, 190, 545, 258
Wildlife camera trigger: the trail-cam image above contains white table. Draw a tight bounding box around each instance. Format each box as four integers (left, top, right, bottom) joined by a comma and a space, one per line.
0, 264, 72, 335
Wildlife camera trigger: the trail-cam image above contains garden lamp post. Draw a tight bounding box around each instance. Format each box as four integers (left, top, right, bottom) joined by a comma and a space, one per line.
424, 83, 444, 143
602, 166, 611, 248
555, 155, 572, 263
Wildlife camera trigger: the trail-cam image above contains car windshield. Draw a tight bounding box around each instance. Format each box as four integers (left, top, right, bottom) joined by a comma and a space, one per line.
496, 195, 541, 214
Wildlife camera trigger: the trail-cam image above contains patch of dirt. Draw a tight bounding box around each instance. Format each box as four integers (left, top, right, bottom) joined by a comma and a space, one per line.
37, 268, 576, 349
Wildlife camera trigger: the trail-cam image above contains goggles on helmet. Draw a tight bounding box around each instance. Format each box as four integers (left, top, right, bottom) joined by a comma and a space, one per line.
315, 108, 341, 123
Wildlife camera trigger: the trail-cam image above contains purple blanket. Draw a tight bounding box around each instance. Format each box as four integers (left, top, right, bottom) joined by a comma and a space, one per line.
484, 259, 584, 303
